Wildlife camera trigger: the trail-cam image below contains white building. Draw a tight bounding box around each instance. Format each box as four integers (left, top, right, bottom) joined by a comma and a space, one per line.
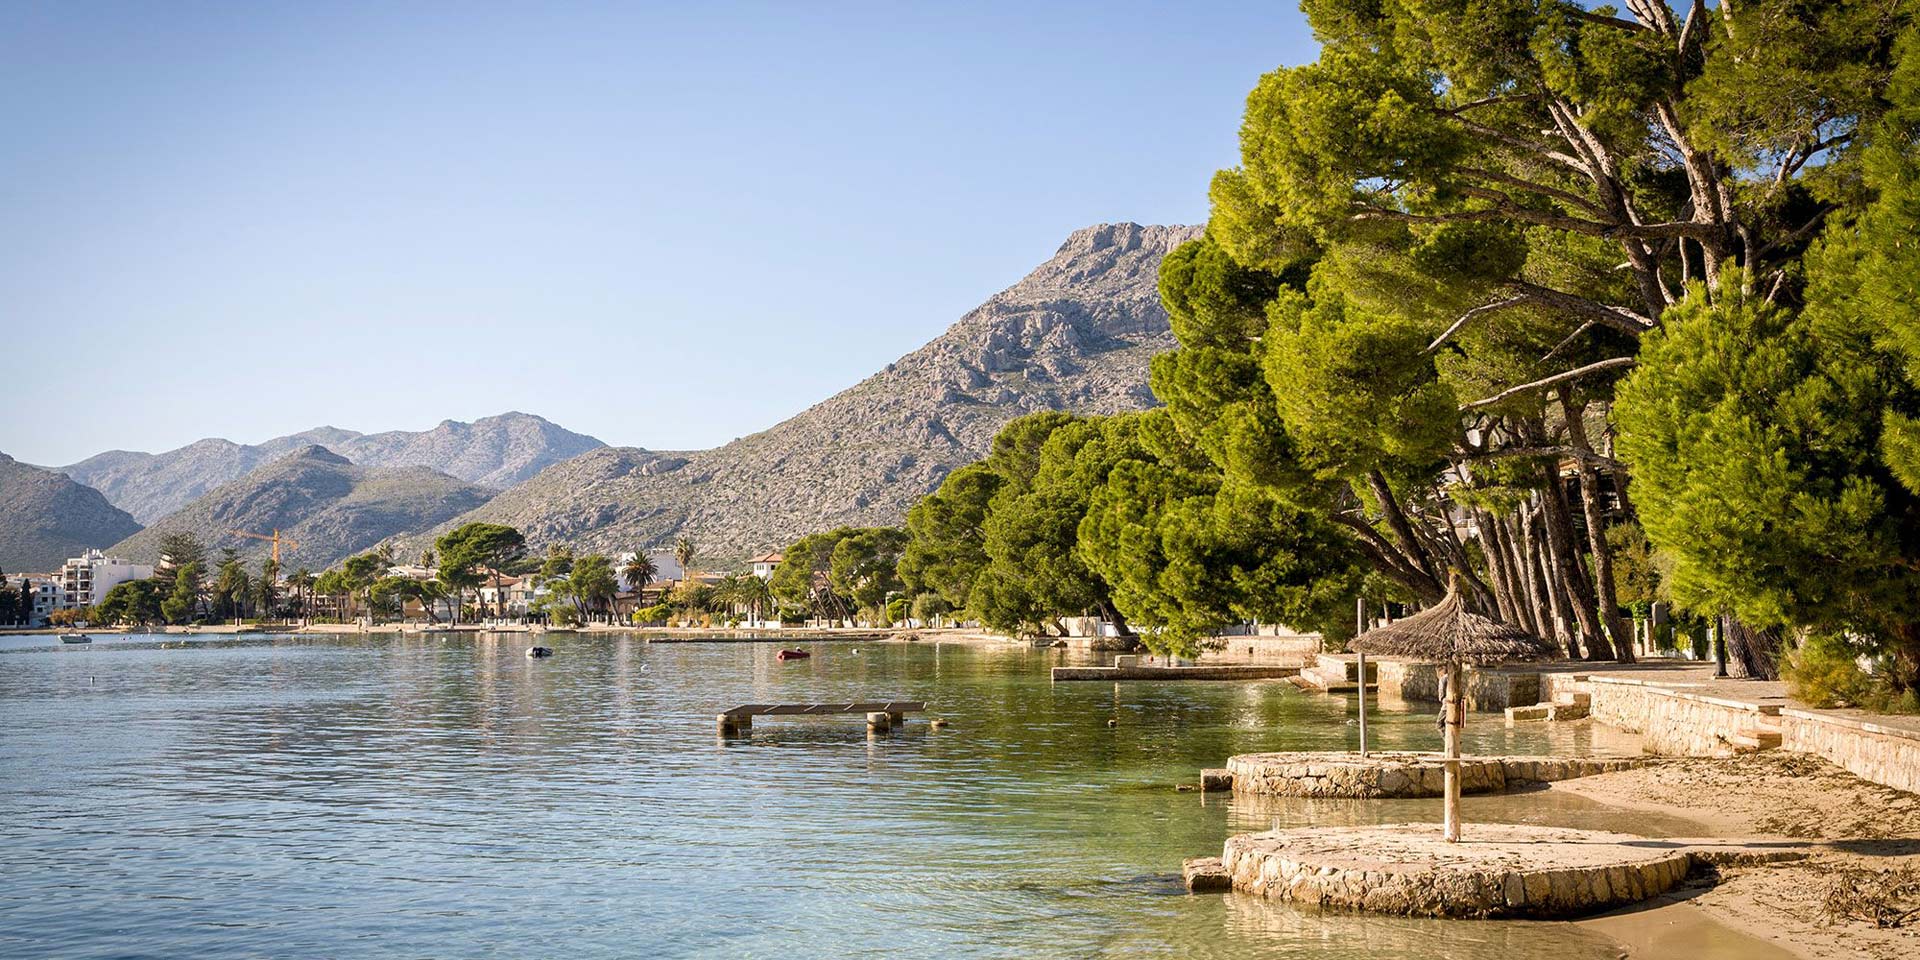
59, 549, 154, 609
614, 550, 683, 592
749, 552, 784, 580
4, 575, 62, 627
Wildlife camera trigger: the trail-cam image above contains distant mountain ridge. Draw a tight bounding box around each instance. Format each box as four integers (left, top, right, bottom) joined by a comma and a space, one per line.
109, 445, 494, 570
440, 222, 1201, 559
0, 454, 144, 572
61, 412, 601, 523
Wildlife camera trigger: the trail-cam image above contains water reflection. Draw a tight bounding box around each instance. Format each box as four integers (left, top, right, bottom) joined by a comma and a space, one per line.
0, 634, 1686, 959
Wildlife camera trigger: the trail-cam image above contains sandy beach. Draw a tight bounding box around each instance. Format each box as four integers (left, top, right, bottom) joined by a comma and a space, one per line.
1563, 752, 1920, 960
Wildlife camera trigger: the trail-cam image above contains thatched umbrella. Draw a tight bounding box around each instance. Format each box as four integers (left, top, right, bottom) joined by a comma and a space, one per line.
1348, 577, 1555, 842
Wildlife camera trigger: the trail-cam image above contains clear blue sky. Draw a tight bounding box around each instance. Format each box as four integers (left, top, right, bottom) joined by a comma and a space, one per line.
0, 1, 1316, 466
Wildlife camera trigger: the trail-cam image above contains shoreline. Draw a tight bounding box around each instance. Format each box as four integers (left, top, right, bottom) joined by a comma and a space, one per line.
1554, 751, 1920, 960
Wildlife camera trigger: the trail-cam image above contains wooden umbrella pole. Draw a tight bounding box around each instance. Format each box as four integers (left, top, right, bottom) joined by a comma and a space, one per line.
1443, 661, 1462, 842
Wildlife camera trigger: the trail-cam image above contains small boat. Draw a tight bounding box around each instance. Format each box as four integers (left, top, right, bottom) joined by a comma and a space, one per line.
60, 633, 90, 644
776, 648, 811, 661
526, 646, 554, 658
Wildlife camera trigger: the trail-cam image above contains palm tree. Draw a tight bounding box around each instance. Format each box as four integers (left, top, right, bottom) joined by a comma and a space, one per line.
288, 568, 316, 624
256, 557, 280, 621
623, 552, 657, 598
674, 536, 696, 584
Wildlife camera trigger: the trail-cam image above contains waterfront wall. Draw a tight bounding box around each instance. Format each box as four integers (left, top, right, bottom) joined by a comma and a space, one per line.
1375, 660, 1541, 711
1201, 635, 1322, 664
1051, 664, 1301, 682
1780, 708, 1920, 795
1549, 675, 1778, 758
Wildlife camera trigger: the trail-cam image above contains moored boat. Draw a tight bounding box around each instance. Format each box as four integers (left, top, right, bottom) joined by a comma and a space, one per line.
60, 633, 90, 644
776, 648, 810, 661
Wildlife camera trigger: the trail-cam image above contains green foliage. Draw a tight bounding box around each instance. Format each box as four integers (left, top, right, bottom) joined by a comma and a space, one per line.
771, 526, 901, 619
1604, 523, 1660, 614
620, 551, 657, 592
539, 545, 575, 584
828, 527, 907, 614
630, 602, 672, 625
909, 592, 950, 624
673, 536, 696, 577
568, 554, 619, 619
667, 579, 712, 614
96, 579, 163, 626
898, 464, 1002, 612
155, 531, 206, 572
1077, 412, 1363, 658
1784, 632, 1920, 714
161, 562, 201, 625
1263, 283, 1457, 482
1616, 275, 1920, 685
975, 415, 1143, 635
769, 528, 850, 616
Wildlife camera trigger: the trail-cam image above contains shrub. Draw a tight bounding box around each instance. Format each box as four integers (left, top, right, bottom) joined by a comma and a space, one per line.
1785, 632, 1920, 713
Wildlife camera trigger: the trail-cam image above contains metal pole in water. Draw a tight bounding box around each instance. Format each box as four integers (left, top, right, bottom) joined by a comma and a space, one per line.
1355, 596, 1368, 758
1357, 651, 1368, 758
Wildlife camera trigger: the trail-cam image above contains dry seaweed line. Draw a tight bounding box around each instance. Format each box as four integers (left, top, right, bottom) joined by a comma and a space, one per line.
1824, 867, 1920, 928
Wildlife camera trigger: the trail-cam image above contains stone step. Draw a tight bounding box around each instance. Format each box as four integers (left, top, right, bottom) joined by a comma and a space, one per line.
1547, 700, 1589, 721
1506, 699, 1589, 723
1723, 729, 1782, 752
1200, 768, 1234, 792
1297, 663, 1377, 693
1182, 856, 1233, 893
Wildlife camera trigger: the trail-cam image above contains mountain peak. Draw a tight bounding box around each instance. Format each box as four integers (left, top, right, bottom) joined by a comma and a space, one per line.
437, 221, 1198, 559
287, 445, 353, 465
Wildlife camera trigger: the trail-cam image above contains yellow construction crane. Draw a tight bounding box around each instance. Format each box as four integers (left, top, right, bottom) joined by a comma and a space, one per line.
229, 528, 301, 564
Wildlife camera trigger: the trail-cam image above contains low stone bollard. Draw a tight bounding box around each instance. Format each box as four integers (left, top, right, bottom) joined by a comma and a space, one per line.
866, 711, 891, 731
1200, 768, 1234, 792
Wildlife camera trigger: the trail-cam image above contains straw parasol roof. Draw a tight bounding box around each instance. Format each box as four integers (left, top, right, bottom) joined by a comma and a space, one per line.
1347, 575, 1553, 844
1348, 582, 1555, 665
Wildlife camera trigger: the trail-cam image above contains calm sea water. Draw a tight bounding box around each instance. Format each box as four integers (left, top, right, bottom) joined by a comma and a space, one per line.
1, 633, 1691, 959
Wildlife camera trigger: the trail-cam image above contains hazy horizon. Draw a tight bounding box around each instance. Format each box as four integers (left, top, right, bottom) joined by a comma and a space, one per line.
0, 2, 1315, 466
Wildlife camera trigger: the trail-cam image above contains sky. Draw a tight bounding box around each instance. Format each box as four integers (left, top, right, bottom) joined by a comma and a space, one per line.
0, 1, 1317, 466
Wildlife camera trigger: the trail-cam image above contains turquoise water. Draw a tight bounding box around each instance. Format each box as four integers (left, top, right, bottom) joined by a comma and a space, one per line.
0, 633, 1683, 959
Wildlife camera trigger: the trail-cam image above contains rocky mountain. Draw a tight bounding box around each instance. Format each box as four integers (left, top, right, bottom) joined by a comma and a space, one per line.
442, 222, 1201, 560
61, 413, 601, 523
109, 446, 494, 570
0, 453, 145, 572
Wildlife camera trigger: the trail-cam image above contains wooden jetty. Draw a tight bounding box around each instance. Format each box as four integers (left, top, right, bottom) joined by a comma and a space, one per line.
717, 701, 926, 736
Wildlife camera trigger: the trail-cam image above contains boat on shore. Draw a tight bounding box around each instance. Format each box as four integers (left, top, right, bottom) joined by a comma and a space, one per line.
59, 633, 90, 644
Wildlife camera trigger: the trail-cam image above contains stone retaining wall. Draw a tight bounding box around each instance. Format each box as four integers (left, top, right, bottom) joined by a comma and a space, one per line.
1223, 751, 1653, 798
1050, 664, 1301, 682
1576, 676, 1777, 757
1781, 708, 1920, 795
1374, 660, 1541, 710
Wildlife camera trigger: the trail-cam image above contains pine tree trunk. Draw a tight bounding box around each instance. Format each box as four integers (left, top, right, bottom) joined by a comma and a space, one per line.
1367, 470, 1439, 583
1562, 395, 1634, 662
1531, 500, 1583, 659
1542, 475, 1614, 660
1509, 515, 1548, 640
1720, 615, 1782, 680
1474, 509, 1518, 626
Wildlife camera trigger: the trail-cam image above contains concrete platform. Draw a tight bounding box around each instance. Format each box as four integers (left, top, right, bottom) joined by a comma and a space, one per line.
1223, 751, 1656, 798
1221, 823, 1691, 918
